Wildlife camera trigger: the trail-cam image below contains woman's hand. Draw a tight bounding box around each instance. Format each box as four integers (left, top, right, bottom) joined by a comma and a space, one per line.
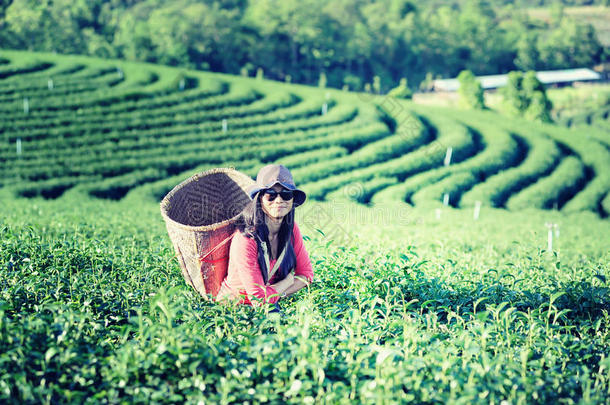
270, 272, 294, 295
282, 275, 309, 297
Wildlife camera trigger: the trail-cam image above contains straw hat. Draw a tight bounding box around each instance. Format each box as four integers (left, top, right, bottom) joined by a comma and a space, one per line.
247, 164, 306, 207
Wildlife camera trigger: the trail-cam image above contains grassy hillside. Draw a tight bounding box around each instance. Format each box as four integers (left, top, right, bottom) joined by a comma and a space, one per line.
1, 50, 608, 216
1, 51, 609, 403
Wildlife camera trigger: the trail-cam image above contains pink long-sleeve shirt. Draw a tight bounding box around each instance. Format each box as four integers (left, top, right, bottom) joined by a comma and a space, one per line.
217, 222, 314, 305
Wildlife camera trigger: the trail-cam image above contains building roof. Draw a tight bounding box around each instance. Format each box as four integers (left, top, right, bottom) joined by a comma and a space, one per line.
433, 68, 602, 92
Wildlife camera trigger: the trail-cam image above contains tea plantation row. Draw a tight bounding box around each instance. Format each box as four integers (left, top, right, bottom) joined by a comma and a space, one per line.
0, 50, 608, 216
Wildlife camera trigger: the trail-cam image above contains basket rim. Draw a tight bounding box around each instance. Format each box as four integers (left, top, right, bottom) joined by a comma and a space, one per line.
159, 167, 255, 232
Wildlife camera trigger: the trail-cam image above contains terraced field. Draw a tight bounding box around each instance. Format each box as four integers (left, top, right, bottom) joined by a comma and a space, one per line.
1, 50, 608, 217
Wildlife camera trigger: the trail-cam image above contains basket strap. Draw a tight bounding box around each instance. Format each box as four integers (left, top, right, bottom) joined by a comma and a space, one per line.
261, 237, 287, 282
199, 233, 235, 263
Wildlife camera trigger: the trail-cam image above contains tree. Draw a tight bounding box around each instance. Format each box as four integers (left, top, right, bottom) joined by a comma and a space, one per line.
522, 71, 552, 122
114, 0, 250, 72
500, 70, 552, 122
515, 32, 540, 71
537, 18, 603, 69
525, 91, 552, 123
387, 78, 412, 99
0, 0, 13, 21
4, 0, 87, 53
457, 70, 485, 109
318, 72, 327, 88
500, 71, 525, 117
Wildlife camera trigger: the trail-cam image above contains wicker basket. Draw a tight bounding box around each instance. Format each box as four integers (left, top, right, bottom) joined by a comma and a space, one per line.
160, 167, 255, 298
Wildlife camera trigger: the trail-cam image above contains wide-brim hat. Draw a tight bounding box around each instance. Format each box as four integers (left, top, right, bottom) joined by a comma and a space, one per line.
247, 164, 306, 207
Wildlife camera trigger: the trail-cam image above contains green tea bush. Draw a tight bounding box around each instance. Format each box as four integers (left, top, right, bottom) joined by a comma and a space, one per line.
0, 198, 608, 403
506, 156, 588, 210
325, 176, 398, 204
371, 109, 518, 205
460, 133, 562, 208
412, 172, 478, 207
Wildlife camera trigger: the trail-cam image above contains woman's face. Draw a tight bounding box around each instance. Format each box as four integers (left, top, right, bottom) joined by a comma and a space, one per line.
260, 184, 293, 220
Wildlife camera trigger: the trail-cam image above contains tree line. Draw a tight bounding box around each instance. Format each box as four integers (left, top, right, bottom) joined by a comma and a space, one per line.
0, 0, 607, 92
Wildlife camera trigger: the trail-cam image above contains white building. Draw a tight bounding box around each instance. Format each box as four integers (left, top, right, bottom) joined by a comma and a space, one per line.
433, 68, 602, 92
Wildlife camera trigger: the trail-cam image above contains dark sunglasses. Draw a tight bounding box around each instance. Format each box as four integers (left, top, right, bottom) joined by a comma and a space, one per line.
263, 189, 294, 201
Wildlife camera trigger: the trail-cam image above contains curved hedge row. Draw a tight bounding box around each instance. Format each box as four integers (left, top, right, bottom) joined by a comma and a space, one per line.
370, 109, 519, 206
0, 94, 335, 158
0, 60, 54, 80
411, 172, 478, 207
1, 103, 360, 181
272, 146, 348, 169
460, 133, 563, 208
325, 176, 398, 204
0, 59, 100, 87
502, 118, 610, 216
0, 77, 225, 122
292, 124, 424, 184
120, 160, 262, 204
0, 70, 125, 102
1, 86, 263, 141
300, 108, 480, 200
505, 156, 588, 210
601, 192, 610, 217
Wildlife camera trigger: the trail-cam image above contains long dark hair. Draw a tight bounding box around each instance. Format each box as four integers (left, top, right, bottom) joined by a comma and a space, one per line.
235, 191, 296, 284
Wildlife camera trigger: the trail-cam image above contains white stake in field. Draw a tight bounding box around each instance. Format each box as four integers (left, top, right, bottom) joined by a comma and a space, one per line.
473, 200, 481, 220
545, 222, 555, 253
444, 147, 453, 166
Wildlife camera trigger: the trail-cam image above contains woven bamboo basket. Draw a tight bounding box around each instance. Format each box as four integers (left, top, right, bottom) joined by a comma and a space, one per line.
160, 168, 255, 298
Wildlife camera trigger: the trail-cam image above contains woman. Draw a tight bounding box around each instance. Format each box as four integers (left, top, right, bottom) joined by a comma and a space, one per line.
216, 164, 314, 308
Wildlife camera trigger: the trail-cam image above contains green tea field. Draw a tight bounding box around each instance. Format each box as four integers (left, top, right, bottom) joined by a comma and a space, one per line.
1, 50, 609, 404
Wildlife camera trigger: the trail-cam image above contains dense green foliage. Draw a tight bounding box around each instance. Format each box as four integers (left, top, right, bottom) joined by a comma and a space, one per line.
500, 71, 553, 122
551, 84, 610, 130
1, 192, 609, 403
457, 70, 485, 110
0, 50, 609, 403
0, 0, 607, 90
387, 78, 413, 100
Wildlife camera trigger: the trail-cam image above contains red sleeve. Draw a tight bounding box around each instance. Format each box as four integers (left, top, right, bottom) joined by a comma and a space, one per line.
292, 222, 314, 284
230, 232, 280, 305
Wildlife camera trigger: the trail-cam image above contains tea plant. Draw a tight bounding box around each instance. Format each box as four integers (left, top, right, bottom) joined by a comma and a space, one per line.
1, 195, 609, 403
